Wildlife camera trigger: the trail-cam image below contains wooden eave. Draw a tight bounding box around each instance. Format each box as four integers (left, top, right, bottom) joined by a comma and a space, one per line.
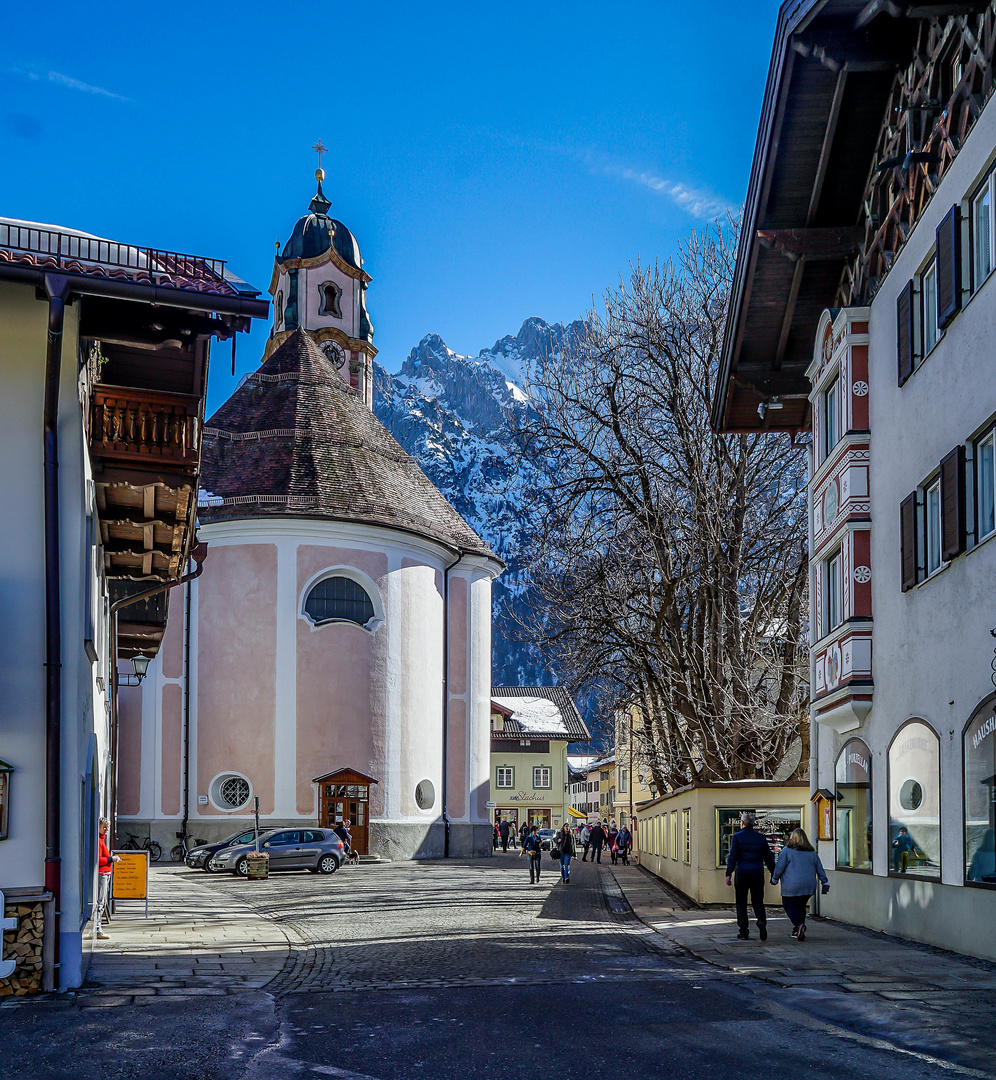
715, 0, 936, 433
312, 767, 380, 784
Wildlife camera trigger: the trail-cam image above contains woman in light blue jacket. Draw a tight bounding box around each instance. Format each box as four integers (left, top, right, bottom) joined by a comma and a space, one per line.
770, 828, 829, 941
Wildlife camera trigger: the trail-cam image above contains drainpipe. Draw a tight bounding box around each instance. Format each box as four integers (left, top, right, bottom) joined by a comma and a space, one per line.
108, 549, 206, 850
180, 576, 193, 845
441, 549, 464, 858
43, 273, 70, 978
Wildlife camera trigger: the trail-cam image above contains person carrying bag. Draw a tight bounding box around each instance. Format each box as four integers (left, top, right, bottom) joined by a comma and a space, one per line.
554, 823, 575, 883
770, 827, 829, 942
520, 825, 543, 884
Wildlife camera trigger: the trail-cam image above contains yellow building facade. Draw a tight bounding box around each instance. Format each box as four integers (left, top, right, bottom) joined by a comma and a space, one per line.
636, 781, 809, 905
490, 687, 589, 833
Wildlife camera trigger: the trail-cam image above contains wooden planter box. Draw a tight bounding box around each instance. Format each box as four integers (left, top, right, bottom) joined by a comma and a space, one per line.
245, 853, 269, 880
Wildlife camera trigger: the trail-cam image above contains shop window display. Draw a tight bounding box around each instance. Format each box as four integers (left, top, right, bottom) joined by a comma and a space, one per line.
716, 807, 803, 867
888, 720, 940, 878
965, 698, 996, 885
836, 738, 872, 870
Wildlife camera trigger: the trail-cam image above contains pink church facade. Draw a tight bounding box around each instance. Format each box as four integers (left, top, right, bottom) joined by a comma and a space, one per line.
117, 172, 502, 859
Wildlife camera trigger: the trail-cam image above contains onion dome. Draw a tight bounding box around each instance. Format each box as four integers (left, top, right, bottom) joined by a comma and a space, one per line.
278, 173, 362, 269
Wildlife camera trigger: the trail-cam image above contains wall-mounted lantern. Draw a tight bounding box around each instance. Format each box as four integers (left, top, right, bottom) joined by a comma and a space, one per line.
811, 787, 835, 841
132, 655, 151, 683
0, 759, 12, 840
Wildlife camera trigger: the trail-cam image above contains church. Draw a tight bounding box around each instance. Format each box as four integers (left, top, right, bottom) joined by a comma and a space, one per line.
117, 161, 503, 860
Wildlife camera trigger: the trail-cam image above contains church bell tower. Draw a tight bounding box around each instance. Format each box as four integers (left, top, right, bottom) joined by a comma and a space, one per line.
264, 140, 376, 408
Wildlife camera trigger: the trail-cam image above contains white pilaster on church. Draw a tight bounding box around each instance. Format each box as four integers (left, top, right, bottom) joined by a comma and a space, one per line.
273, 539, 299, 819
382, 549, 405, 823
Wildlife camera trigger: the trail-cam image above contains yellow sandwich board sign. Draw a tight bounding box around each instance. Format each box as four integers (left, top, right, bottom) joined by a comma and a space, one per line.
112, 850, 149, 915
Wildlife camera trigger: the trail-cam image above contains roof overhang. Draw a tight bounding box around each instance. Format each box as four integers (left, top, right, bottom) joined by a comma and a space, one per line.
713, 0, 979, 433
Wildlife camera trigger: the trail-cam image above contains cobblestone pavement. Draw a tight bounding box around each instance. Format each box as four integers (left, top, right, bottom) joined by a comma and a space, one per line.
0, 854, 980, 1080
608, 860, 996, 1075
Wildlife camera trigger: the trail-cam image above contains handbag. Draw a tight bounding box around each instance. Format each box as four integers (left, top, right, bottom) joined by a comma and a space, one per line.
550, 846, 561, 862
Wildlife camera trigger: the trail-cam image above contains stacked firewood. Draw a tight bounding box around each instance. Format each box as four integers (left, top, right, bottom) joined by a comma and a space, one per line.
0, 904, 43, 996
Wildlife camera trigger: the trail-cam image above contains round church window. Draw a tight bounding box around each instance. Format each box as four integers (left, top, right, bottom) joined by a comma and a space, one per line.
415, 779, 435, 810
209, 772, 252, 811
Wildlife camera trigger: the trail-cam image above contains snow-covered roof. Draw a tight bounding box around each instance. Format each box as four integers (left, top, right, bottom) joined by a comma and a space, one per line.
490, 686, 589, 741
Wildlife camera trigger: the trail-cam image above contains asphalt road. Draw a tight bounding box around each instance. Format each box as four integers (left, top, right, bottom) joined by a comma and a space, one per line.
0, 855, 970, 1080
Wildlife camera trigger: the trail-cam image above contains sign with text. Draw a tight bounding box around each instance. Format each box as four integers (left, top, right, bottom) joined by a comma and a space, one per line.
112, 851, 149, 900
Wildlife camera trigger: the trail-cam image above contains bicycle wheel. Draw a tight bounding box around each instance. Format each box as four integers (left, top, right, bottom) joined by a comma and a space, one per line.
170, 844, 184, 863
148, 841, 163, 862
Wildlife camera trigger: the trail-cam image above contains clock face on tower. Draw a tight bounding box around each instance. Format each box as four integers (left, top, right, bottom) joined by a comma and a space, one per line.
320, 339, 347, 369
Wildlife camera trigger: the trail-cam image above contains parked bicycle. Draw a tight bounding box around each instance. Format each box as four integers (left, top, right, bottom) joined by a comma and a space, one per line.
122, 833, 162, 862
170, 834, 206, 863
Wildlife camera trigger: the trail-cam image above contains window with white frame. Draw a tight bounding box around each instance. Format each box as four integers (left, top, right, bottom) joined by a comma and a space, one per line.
618, 767, 628, 794
823, 547, 843, 637
823, 373, 840, 461
976, 428, 995, 542
921, 257, 939, 355
973, 172, 994, 289
496, 767, 514, 788
533, 767, 551, 789
925, 478, 942, 574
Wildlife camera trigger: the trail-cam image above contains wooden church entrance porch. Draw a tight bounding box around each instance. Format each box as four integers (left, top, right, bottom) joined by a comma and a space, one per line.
313, 768, 379, 857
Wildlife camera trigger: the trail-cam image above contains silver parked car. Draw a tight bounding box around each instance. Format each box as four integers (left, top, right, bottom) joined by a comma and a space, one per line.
185, 828, 259, 871
209, 828, 345, 876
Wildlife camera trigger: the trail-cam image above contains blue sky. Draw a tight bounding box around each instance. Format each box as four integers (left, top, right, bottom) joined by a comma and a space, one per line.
1, 2, 779, 412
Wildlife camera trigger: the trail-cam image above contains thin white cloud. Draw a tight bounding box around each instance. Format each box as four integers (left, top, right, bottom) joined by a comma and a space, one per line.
46, 70, 127, 100
2, 64, 127, 101
608, 165, 731, 220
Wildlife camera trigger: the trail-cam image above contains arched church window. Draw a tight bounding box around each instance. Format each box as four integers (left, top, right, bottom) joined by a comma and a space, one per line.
304, 575, 375, 628
319, 281, 342, 318
275, 291, 283, 331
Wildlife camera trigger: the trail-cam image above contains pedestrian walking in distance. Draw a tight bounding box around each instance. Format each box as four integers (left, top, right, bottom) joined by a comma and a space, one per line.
770, 828, 829, 942
556, 823, 575, 883
499, 818, 510, 853
589, 821, 607, 863
94, 818, 120, 940
521, 825, 543, 883
725, 812, 775, 940
616, 824, 632, 865
580, 823, 591, 861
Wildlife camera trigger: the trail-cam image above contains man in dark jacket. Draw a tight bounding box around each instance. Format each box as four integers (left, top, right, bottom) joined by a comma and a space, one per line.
589, 822, 607, 863
521, 826, 544, 883
725, 812, 775, 940
499, 819, 510, 853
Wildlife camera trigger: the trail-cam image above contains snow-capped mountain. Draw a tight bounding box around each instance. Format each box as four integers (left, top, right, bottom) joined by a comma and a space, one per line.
374, 316, 584, 688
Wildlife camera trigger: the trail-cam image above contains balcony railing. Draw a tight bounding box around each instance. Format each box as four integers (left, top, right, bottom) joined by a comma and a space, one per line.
89, 386, 201, 467
0, 222, 226, 282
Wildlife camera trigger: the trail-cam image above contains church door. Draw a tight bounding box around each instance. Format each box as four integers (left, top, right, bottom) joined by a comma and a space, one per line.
324, 782, 370, 855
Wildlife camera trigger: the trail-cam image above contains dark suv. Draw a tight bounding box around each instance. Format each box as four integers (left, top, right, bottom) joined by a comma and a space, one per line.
209, 828, 345, 876
185, 829, 259, 871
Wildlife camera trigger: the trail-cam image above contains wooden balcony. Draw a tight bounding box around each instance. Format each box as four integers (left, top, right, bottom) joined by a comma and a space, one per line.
89, 386, 201, 468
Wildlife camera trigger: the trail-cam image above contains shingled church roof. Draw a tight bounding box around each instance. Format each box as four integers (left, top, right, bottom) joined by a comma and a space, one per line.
198, 329, 497, 559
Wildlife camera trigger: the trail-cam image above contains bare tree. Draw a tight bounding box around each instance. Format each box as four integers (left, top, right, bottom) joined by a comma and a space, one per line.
513, 221, 809, 790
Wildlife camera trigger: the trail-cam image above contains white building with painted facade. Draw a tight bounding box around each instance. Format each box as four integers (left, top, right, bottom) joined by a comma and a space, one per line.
718, 2, 996, 959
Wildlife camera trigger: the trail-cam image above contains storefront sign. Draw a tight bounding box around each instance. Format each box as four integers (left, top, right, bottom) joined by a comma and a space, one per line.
508, 791, 546, 802
112, 851, 149, 900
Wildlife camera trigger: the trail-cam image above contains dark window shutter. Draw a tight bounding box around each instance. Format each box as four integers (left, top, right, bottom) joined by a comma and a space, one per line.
897, 279, 915, 386
940, 444, 966, 561
900, 491, 918, 591
936, 204, 961, 329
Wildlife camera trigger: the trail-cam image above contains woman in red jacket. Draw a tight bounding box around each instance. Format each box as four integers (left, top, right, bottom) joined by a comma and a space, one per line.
95, 818, 119, 940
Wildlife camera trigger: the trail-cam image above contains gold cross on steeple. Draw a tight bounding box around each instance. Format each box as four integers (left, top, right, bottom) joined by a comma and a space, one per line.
312, 138, 328, 172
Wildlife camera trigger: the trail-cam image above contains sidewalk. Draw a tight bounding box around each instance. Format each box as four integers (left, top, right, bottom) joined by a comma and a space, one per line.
608, 860, 996, 1074
8, 866, 293, 1007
